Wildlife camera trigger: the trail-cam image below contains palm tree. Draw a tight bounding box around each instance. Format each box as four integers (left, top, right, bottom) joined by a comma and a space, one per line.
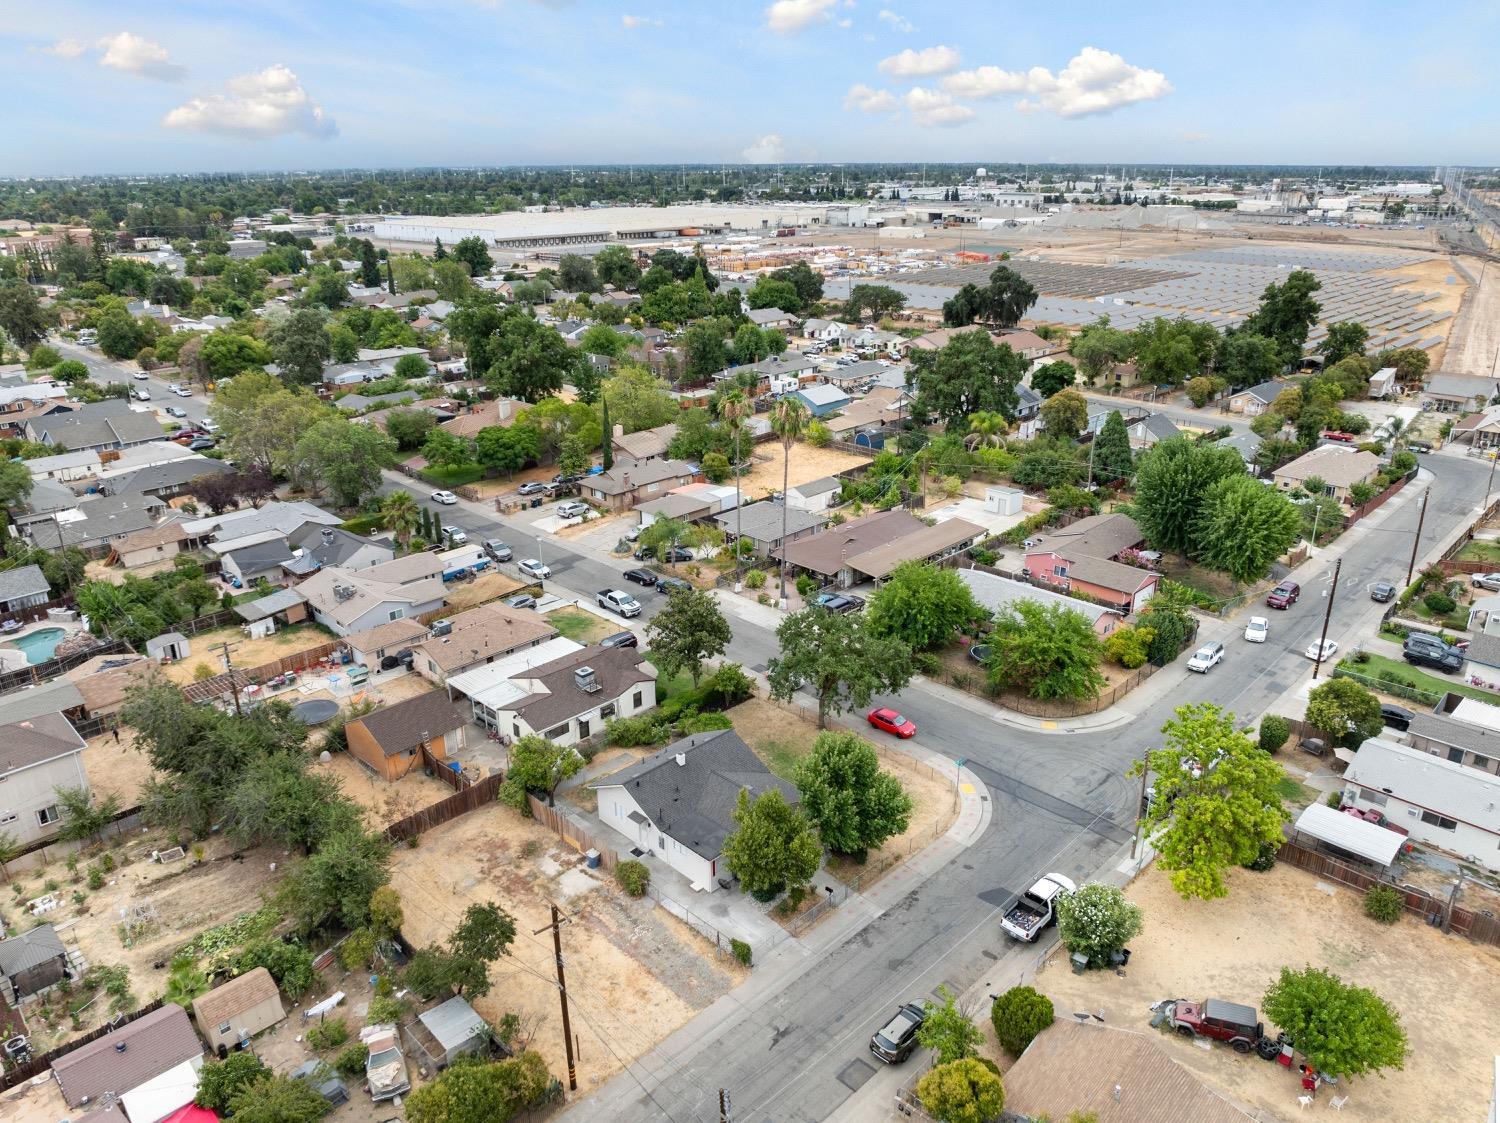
381, 490, 420, 551
965, 410, 1008, 451
771, 397, 808, 605
718, 390, 750, 580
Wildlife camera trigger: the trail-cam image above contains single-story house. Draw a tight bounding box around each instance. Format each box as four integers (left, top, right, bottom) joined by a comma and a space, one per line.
634, 491, 717, 525
1404, 706, 1500, 777
335, 388, 420, 413
192, 966, 286, 1052
459, 643, 656, 748
345, 690, 469, 781
823, 360, 895, 392
1216, 432, 1264, 474
773, 509, 984, 588
908, 326, 981, 353
1021, 513, 1159, 615
611, 422, 679, 464
221, 538, 299, 587
407, 996, 491, 1071
111, 522, 190, 569
746, 307, 795, 330
187, 500, 341, 553
1422, 372, 1500, 414
1450, 407, 1500, 449
1124, 411, 1182, 449
1272, 444, 1381, 503
596, 729, 800, 893
346, 617, 430, 670
18, 493, 168, 551
24, 449, 101, 484
1225, 379, 1289, 416
1344, 735, 1500, 873
995, 328, 1066, 364
98, 455, 232, 500
66, 653, 153, 718
956, 568, 1122, 636
1368, 365, 1398, 399
800, 318, 848, 342
713, 500, 827, 557
789, 383, 851, 418
410, 602, 559, 685
0, 563, 51, 615
1462, 632, 1500, 693
298, 554, 446, 637
51, 1003, 204, 1110
787, 476, 842, 513
0, 924, 70, 1002
441, 397, 528, 439
281, 524, 394, 580
822, 395, 904, 440
584, 458, 700, 512
0, 711, 89, 846
846, 326, 908, 356
26, 399, 166, 452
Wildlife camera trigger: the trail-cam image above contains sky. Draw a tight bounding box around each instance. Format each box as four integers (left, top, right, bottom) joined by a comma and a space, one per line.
4, 0, 1498, 176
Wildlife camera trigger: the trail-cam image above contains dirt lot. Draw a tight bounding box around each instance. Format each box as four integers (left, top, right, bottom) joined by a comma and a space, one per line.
738, 440, 869, 501
1444, 251, 1500, 377
1382, 257, 1467, 369
387, 803, 743, 1091
440, 567, 524, 612
1034, 862, 1500, 1122
154, 621, 338, 684
312, 750, 455, 829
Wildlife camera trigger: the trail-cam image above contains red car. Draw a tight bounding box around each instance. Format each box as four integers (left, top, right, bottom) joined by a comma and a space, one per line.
867, 707, 916, 738
1320, 430, 1356, 443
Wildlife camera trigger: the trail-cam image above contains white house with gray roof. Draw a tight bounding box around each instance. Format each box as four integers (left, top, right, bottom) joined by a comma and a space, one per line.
713, 500, 827, 557
0, 711, 89, 846
0, 564, 51, 616
956, 568, 1123, 637
25, 400, 166, 452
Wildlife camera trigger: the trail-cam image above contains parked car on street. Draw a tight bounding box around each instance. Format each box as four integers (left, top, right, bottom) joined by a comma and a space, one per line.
517, 481, 551, 496
164, 405, 187, 418
866, 707, 916, 738
1304, 638, 1340, 662
431, 490, 458, 505
174, 386, 193, 397
518, 558, 551, 580
1243, 616, 1269, 643
1187, 641, 1225, 673
869, 1004, 927, 1064
623, 568, 657, 586
1370, 580, 1396, 603
655, 575, 692, 594
1266, 581, 1301, 609
597, 589, 642, 618
482, 539, 512, 562
1001, 873, 1076, 942
188, 438, 215, 451
442, 526, 468, 545
132, 369, 149, 380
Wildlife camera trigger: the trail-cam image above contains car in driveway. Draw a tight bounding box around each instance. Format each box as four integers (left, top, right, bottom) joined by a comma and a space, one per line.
1473, 573, 1500, 592
659, 546, 694, 563
623, 568, 656, 586
601, 631, 639, 649
1186, 641, 1225, 673
517, 481, 551, 496
1381, 703, 1416, 731
188, 438, 216, 452
1243, 616, 1269, 643
1403, 631, 1462, 673
819, 594, 865, 614
1266, 581, 1301, 609
164, 405, 187, 418
431, 489, 458, 505
556, 501, 589, 519
1370, 580, 1397, 603
504, 593, 537, 610
655, 575, 692, 594
518, 558, 551, 579
482, 539, 512, 562
867, 707, 916, 738
869, 1003, 926, 1064
1304, 638, 1340, 662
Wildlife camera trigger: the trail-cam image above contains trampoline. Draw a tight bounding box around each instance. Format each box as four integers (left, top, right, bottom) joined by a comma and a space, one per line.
291, 699, 340, 726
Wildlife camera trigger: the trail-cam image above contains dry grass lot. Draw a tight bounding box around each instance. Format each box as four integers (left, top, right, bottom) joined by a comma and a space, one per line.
737, 440, 869, 501
441, 567, 524, 612
1034, 862, 1500, 1123
154, 622, 337, 684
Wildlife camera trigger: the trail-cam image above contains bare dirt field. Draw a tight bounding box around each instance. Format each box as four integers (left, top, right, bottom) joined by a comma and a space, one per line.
154, 621, 337, 684
1382, 257, 1467, 369
387, 804, 743, 1091
1034, 862, 1500, 1122
1444, 254, 1500, 378
441, 567, 524, 612
81, 728, 158, 807
312, 750, 454, 829
738, 440, 869, 501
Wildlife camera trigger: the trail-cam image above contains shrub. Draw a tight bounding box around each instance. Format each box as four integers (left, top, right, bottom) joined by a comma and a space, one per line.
339, 929, 378, 971
1423, 592, 1456, 616
1326, 790, 1343, 808
87, 867, 105, 890
795, 574, 818, 599
1364, 884, 1403, 924
744, 569, 766, 589
367, 994, 408, 1024
970, 547, 997, 566
990, 985, 1054, 1056
192, 663, 215, 681
1055, 883, 1142, 966
1103, 625, 1152, 669
730, 939, 752, 966
607, 713, 669, 747
333, 1043, 369, 1078
614, 860, 650, 898
306, 1017, 349, 1051
1243, 841, 1278, 872
1258, 715, 1290, 754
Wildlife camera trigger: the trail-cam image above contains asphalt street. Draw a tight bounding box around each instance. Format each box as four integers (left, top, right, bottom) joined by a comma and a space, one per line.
52, 338, 213, 427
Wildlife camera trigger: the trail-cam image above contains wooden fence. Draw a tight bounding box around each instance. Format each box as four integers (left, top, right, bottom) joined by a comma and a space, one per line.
181, 639, 344, 704
526, 795, 618, 871
1342, 469, 1416, 527
383, 772, 504, 843
0, 997, 167, 1090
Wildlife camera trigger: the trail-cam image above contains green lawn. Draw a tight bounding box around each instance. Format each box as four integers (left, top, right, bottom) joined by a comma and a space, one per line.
1276, 774, 1318, 808
756, 740, 809, 782
549, 608, 615, 645
1457, 541, 1500, 564
421, 463, 487, 488
1337, 653, 1491, 704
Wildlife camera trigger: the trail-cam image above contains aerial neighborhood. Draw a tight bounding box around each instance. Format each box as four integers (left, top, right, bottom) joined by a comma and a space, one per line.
0, 13, 1498, 1122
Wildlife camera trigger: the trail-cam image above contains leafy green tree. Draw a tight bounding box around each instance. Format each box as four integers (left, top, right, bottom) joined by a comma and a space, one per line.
504, 735, 582, 807
421, 428, 476, 470
409, 901, 518, 1000
1135, 703, 1289, 900
0, 281, 48, 346
595, 244, 641, 290
603, 364, 677, 434
221, 755, 355, 855
1184, 374, 1226, 407
451, 237, 493, 278
0, 459, 34, 507
1030, 360, 1076, 398
26, 344, 61, 369
195, 1052, 271, 1111
303, 268, 350, 310
984, 265, 1038, 327
770, 260, 824, 309
269, 308, 331, 385
1319, 320, 1369, 365
579, 323, 628, 359
55, 785, 121, 846
917, 985, 983, 1064
558, 254, 600, 293
1092, 409, 1134, 481
1068, 316, 1133, 383
406, 1052, 552, 1123
794, 731, 912, 860
767, 607, 914, 728
392, 352, 428, 381
384, 409, 436, 452
359, 240, 381, 287
226, 1073, 331, 1123
1261, 967, 1408, 1078
51, 358, 90, 385
1192, 475, 1301, 583
1039, 387, 1088, 438
1374, 346, 1429, 385
327, 321, 358, 361
645, 586, 732, 687
917, 1057, 1005, 1123
279, 824, 392, 931
477, 306, 585, 402
1239, 268, 1322, 363
843, 283, 907, 321
201, 331, 272, 380
1306, 677, 1383, 747
746, 276, 801, 314
1132, 316, 1218, 386
722, 788, 821, 897
681, 320, 730, 380
986, 602, 1104, 701
1132, 437, 1245, 561
910, 329, 1026, 428
866, 561, 985, 651
1216, 331, 1284, 389
1055, 882, 1143, 965
990, 986, 1054, 1056
474, 424, 538, 478
235, 937, 316, 999
95, 307, 150, 359
292, 417, 397, 507
1011, 434, 1086, 489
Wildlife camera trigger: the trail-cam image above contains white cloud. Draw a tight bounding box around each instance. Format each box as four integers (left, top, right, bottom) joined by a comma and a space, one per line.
741, 134, 787, 163
942, 46, 1171, 117
621, 14, 662, 28
1180, 129, 1209, 143
877, 9, 915, 32
162, 65, 336, 139
877, 45, 959, 77
96, 31, 184, 81
844, 83, 897, 113
904, 87, 973, 127
764, 0, 837, 33
837, 17, 852, 28
37, 38, 87, 58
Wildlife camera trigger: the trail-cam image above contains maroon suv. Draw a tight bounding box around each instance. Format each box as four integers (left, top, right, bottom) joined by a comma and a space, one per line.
1165, 999, 1263, 1053
1266, 581, 1300, 609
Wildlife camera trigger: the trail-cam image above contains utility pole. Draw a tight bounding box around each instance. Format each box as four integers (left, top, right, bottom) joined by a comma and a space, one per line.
535, 906, 577, 1092
1131, 755, 1150, 860
1405, 489, 1430, 586
1483, 448, 1499, 518
719, 1088, 732, 1122
207, 640, 243, 716
1312, 557, 1341, 680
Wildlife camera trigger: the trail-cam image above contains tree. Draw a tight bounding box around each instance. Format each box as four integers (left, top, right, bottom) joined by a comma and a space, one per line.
1135, 703, 1289, 900
201, 331, 272, 380
1132, 316, 1218, 387
1239, 268, 1322, 363
384, 408, 436, 451
214, 374, 331, 478
1132, 437, 1246, 561
941, 283, 986, 328
227, 1073, 331, 1123
990, 986, 1054, 1056
917, 1057, 1005, 1123
681, 320, 730, 380
479, 306, 585, 403
1192, 475, 1301, 584
55, 785, 122, 846
746, 276, 801, 314
767, 607, 914, 728
391, 254, 434, 293
794, 731, 912, 860
434, 237, 448, 260
269, 308, 331, 385
603, 364, 677, 434
0, 281, 48, 347
579, 323, 628, 359
1031, 360, 1076, 398
1261, 967, 1408, 1078
1216, 331, 1284, 388
359, 240, 381, 287
474, 424, 538, 478
393, 352, 429, 381
51, 358, 89, 385
278, 823, 392, 930
1306, 677, 1383, 747
963, 410, 1007, 451
986, 602, 1104, 701
718, 390, 751, 570
595, 244, 641, 290
95, 307, 149, 359
222, 755, 354, 855
721, 788, 821, 897
421, 428, 475, 471
917, 985, 983, 1064
1039, 388, 1088, 438
1092, 409, 1134, 482
0, 459, 34, 508
1068, 316, 1133, 383
378, 491, 418, 550
558, 253, 600, 293
770, 260, 824, 309
432, 258, 473, 301
866, 561, 985, 652
1055, 882, 1143, 965
645, 586, 732, 687
910, 330, 1026, 428
505, 735, 581, 807
1184, 374, 1225, 408
293, 417, 397, 507
451, 237, 493, 277
407, 901, 518, 999
1375, 346, 1429, 385
770, 396, 808, 602
1320, 320, 1369, 365
843, 283, 906, 321
406, 1052, 552, 1123
303, 268, 350, 310
195, 1052, 269, 1111
984, 265, 1039, 328
0, 830, 21, 881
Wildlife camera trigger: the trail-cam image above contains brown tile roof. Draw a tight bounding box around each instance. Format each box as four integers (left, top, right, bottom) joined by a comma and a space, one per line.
612, 423, 678, 461
441, 398, 528, 438
773, 509, 926, 576
411, 603, 558, 673
1062, 554, 1156, 595
52, 1004, 203, 1108
111, 522, 188, 554
509, 645, 655, 732
66, 654, 153, 714
824, 396, 904, 435
1037, 513, 1144, 561
349, 690, 468, 756
192, 967, 282, 1030
844, 517, 984, 579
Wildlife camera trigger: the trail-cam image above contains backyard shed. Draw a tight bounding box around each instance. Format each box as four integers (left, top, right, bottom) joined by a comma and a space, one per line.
144, 631, 190, 664
0, 924, 69, 1002
407, 995, 492, 1070
983, 486, 1024, 515
192, 966, 286, 1052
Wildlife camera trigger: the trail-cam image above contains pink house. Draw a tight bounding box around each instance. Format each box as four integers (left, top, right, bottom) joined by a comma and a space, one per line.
1021, 513, 1160, 615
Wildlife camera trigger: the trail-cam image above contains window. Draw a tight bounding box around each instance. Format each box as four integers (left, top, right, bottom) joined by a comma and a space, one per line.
1358, 788, 1388, 807
546, 724, 568, 739
632, 691, 643, 709
577, 718, 590, 740
0, 812, 14, 825
37, 806, 59, 827
513, 724, 522, 739
1052, 564, 1068, 578
600, 702, 617, 719
218, 1022, 232, 1035
1448, 748, 1466, 764
388, 608, 405, 621
1419, 810, 1457, 831
1473, 754, 1493, 771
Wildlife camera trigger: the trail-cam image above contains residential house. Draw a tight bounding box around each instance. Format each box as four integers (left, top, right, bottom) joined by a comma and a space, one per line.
787, 476, 842, 513
1462, 632, 1500, 693
26, 399, 166, 452
357, 345, 429, 364
111, 523, 190, 569
774, 509, 984, 588
846, 326, 908, 356
995, 328, 1065, 364
1368, 365, 1398, 399
801, 318, 848, 343
335, 388, 420, 413
0, 564, 51, 615
908, 326, 978, 352
596, 729, 800, 893
584, 458, 699, 512
1225, 379, 1289, 416
719, 351, 819, 394
449, 641, 655, 747
345, 617, 430, 671
789, 383, 851, 418
1344, 735, 1500, 873
1272, 444, 1381, 504
823, 360, 899, 393
298, 554, 446, 636
186, 500, 342, 554
1217, 432, 1264, 475
1422, 372, 1500, 413
0, 925, 70, 1003
1013, 383, 1043, 438
23, 449, 101, 484
1468, 595, 1500, 639
17, 493, 168, 551
441, 397, 528, 439
634, 491, 717, 526
746, 307, 795, 330
713, 500, 828, 558
956, 568, 1122, 636
345, 690, 468, 781
98, 455, 231, 500
192, 967, 286, 1053
1404, 705, 1500, 778
0, 711, 89, 845
822, 394, 905, 441
94, 440, 207, 483
410, 602, 559, 685
0, 398, 73, 442
1450, 408, 1500, 449
51, 1003, 204, 1110
1021, 512, 1159, 614
1123, 411, 1182, 449
611, 422, 680, 464
279, 524, 394, 580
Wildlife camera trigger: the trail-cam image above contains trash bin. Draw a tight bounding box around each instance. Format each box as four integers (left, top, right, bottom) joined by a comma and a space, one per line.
531, 497, 543, 509
585, 849, 601, 869
1070, 951, 1090, 974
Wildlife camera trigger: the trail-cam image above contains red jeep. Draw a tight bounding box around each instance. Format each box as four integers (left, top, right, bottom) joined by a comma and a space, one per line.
1164, 998, 1264, 1053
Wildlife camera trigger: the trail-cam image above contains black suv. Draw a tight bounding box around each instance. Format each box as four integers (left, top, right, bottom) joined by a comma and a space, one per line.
1403, 632, 1461, 673
870, 1003, 926, 1064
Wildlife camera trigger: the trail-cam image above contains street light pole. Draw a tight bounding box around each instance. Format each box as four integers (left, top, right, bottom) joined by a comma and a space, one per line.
1312, 558, 1341, 680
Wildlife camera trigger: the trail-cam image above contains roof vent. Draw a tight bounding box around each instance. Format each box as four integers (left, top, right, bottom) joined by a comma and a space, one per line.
574, 666, 600, 693
675, 753, 686, 767
115, 1041, 127, 1053
322, 528, 335, 542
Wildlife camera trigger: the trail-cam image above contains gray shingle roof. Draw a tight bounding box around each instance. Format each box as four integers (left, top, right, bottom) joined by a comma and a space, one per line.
0, 710, 85, 775
350, 691, 468, 756
0, 563, 50, 604
1406, 710, 1500, 757
1235, 379, 1288, 405
713, 501, 827, 545
52, 1004, 203, 1108
0, 924, 66, 978
598, 729, 799, 859
1464, 631, 1500, 670
102, 456, 230, 497
509, 645, 655, 732
30, 401, 166, 450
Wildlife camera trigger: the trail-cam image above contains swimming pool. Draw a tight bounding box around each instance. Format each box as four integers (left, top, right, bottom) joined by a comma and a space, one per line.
3, 627, 68, 665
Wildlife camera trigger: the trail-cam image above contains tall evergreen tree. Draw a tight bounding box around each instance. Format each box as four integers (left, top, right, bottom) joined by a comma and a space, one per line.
433, 237, 447, 260
600, 395, 614, 471
1092, 410, 1134, 482
359, 240, 380, 288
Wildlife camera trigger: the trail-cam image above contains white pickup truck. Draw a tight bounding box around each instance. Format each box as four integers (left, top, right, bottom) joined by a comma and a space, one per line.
597, 589, 642, 618
1000, 873, 1076, 942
